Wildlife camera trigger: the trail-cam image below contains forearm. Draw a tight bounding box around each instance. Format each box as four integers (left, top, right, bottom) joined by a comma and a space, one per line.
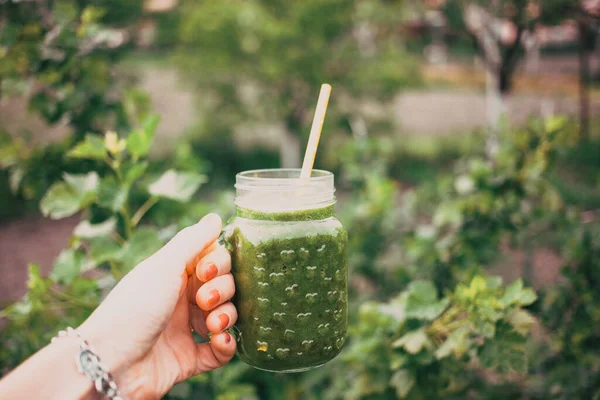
0, 337, 98, 400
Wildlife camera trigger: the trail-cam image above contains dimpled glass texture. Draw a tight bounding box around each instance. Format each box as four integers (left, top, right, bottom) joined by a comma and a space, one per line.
224, 169, 348, 372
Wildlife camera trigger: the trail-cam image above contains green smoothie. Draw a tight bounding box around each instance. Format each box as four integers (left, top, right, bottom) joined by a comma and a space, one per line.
226, 205, 348, 372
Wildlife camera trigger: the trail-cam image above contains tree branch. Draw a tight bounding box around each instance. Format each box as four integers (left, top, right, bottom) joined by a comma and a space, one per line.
36, 0, 54, 29
578, 6, 600, 21
503, 24, 525, 74
463, 30, 499, 72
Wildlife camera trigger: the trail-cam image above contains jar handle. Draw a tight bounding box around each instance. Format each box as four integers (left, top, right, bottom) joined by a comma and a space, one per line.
218, 223, 234, 252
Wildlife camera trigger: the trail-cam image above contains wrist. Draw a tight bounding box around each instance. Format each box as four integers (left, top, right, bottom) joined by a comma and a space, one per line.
54, 326, 124, 400
46, 337, 101, 400
77, 323, 126, 376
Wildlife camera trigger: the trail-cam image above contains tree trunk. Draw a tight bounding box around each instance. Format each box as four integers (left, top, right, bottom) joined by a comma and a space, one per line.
578, 21, 591, 141
485, 68, 507, 156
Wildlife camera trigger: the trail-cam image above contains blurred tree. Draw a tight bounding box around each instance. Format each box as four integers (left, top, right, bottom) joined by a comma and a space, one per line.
440, 0, 575, 152
175, 0, 421, 168
573, 2, 600, 140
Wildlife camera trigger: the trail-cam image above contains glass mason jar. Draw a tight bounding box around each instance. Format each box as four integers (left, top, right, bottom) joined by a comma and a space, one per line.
221, 168, 348, 373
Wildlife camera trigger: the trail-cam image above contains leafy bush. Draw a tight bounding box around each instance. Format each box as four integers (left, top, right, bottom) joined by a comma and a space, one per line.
0, 117, 207, 370
0, 1, 149, 217
1, 2, 599, 399
527, 226, 600, 400
2, 114, 591, 400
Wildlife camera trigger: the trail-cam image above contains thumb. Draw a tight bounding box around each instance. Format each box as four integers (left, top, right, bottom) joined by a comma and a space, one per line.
150, 213, 223, 275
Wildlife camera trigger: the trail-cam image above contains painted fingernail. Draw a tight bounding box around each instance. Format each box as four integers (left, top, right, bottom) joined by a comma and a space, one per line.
207, 289, 220, 308
203, 263, 218, 282
224, 332, 232, 343
218, 313, 230, 330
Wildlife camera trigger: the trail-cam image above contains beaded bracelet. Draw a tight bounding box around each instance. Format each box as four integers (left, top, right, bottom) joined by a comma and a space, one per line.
52, 327, 123, 400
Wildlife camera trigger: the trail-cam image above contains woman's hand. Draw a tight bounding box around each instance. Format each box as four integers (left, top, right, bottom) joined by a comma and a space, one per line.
77, 213, 237, 399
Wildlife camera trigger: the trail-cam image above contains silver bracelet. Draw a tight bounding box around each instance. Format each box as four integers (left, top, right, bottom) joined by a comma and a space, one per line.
52, 327, 123, 400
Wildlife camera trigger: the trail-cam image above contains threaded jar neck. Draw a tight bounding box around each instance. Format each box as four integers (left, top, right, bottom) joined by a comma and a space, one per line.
234, 168, 336, 213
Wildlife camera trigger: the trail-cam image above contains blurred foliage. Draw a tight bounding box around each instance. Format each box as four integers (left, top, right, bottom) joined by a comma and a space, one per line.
0, 0, 144, 135
528, 227, 600, 400
2, 1, 600, 400
3, 110, 596, 400
174, 0, 421, 167
0, 0, 150, 218
0, 115, 208, 370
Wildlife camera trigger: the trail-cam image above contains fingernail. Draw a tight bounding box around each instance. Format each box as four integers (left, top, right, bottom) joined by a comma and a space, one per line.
202, 213, 221, 226
224, 332, 232, 343
218, 313, 230, 330
203, 263, 218, 282
207, 289, 220, 308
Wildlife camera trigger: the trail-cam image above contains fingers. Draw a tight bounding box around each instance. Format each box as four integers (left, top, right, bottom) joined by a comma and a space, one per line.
205, 302, 237, 334
152, 213, 222, 274
189, 305, 209, 338
186, 242, 217, 276
193, 333, 236, 375
196, 246, 231, 283
196, 274, 235, 311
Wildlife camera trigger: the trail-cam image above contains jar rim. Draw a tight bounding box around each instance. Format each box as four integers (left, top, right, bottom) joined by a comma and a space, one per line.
234, 168, 335, 211
236, 168, 332, 183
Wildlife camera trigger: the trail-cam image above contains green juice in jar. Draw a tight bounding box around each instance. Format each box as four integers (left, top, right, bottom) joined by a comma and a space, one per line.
223, 169, 348, 372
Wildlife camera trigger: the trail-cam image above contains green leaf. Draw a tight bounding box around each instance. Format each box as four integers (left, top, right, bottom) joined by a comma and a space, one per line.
517, 288, 537, 306
126, 115, 160, 159
507, 309, 536, 336
52, 248, 85, 284
433, 202, 463, 228
545, 115, 567, 134
474, 319, 496, 339
63, 172, 100, 194
501, 279, 523, 306
74, 218, 117, 239
390, 352, 409, 370
470, 276, 487, 292
122, 160, 149, 185
98, 177, 128, 212
67, 134, 106, 160
81, 6, 106, 24
88, 237, 122, 265
435, 327, 471, 360
119, 227, 163, 272
389, 369, 415, 399
40, 172, 99, 219
41, 183, 81, 219
479, 333, 527, 374
148, 169, 207, 202
143, 114, 161, 137
486, 276, 503, 290
27, 264, 52, 293
392, 329, 431, 354
9, 167, 24, 194
501, 279, 537, 307
0, 137, 22, 168
405, 280, 450, 320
